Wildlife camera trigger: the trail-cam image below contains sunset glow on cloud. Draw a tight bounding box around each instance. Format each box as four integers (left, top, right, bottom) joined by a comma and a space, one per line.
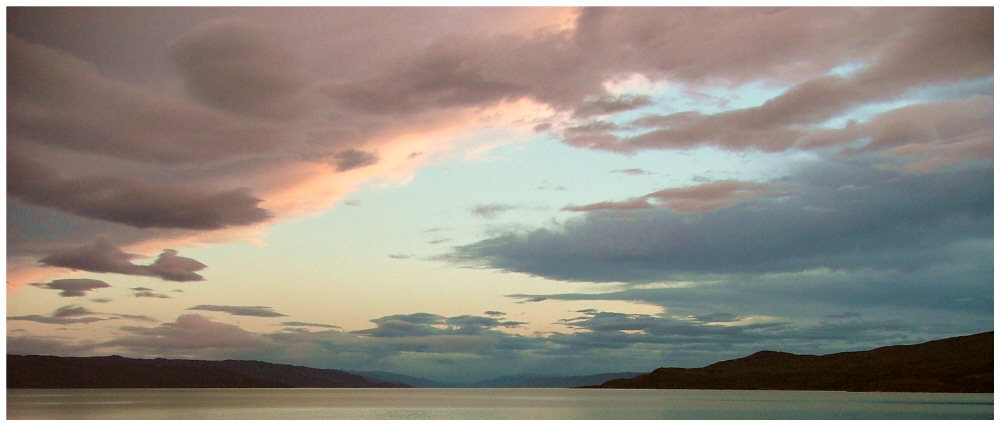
7, 7, 993, 383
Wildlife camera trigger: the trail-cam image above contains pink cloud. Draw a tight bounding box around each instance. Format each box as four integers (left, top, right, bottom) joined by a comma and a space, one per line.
567, 181, 792, 214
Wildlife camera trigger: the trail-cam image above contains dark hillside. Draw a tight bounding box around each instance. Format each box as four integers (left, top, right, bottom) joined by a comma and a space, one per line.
7, 355, 408, 388
589, 331, 993, 393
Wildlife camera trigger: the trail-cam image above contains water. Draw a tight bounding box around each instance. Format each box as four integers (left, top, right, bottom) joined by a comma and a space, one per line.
6, 388, 993, 420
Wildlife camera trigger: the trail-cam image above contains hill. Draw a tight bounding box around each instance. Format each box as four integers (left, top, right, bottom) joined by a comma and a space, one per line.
353, 371, 643, 388
588, 331, 993, 393
7, 355, 409, 389
467, 372, 644, 388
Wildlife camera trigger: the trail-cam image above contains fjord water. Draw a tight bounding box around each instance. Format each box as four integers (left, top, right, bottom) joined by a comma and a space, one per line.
7, 388, 992, 420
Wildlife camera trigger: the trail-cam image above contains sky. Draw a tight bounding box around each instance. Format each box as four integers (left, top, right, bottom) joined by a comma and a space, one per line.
5, 6, 994, 384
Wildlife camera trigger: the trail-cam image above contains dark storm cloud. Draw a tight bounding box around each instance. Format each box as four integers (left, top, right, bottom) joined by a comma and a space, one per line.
446, 158, 992, 283
187, 305, 289, 318
30, 278, 110, 297
169, 18, 309, 120
8, 154, 271, 230
39, 236, 207, 282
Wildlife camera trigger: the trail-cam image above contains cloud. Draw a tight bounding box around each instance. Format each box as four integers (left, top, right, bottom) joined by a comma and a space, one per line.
613, 168, 649, 176
564, 175, 788, 215
572, 94, 651, 118
446, 157, 992, 283
187, 305, 289, 318
52, 305, 98, 318
30, 278, 110, 297
354, 312, 526, 338
8, 153, 271, 230
168, 18, 309, 120
471, 204, 516, 219
323, 35, 530, 115
563, 198, 652, 213
800, 96, 994, 172
643, 181, 792, 213
130, 287, 171, 299
7, 36, 283, 165
356, 313, 447, 338
107, 314, 273, 352
39, 236, 207, 282
330, 149, 380, 172
559, 8, 991, 155
8, 305, 106, 325
280, 321, 342, 329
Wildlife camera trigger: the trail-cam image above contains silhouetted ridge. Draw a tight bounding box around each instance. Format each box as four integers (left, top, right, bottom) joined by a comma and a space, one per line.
7, 355, 409, 388
587, 332, 992, 393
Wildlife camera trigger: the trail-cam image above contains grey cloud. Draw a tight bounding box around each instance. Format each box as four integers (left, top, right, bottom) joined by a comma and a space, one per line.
8, 153, 271, 230
324, 35, 529, 115
31, 278, 110, 297
39, 236, 207, 282
445, 315, 503, 335
826, 312, 862, 319
800, 97, 993, 172
687, 312, 742, 324
280, 321, 341, 329
513, 243, 992, 317
446, 158, 992, 283
131, 287, 171, 299
169, 18, 309, 119
613, 168, 649, 175
146, 250, 209, 282
573, 94, 651, 118
7, 315, 105, 325
187, 305, 288, 318
108, 314, 273, 353
53, 305, 96, 318
8, 36, 281, 165
592, 9, 990, 156
9, 305, 105, 325
110, 313, 159, 322
354, 312, 523, 338
354, 313, 446, 338
332, 149, 379, 172
536, 307, 940, 368
471, 204, 516, 219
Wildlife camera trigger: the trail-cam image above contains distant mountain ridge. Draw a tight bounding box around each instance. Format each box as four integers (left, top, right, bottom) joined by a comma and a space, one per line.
8, 332, 992, 391
7, 355, 408, 389
587, 331, 993, 393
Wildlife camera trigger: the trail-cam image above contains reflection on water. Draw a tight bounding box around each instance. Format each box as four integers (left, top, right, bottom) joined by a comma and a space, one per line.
7, 388, 994, 420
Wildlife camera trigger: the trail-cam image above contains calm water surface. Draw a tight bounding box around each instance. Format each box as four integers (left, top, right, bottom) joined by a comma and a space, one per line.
7, 388, 993, 420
